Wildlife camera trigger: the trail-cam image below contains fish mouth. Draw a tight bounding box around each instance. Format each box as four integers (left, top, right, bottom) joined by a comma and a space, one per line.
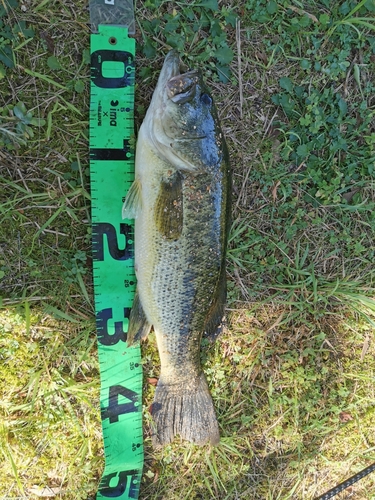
158, 50, 181, 85
158, 51, 200, 104
167, 72, 199, 104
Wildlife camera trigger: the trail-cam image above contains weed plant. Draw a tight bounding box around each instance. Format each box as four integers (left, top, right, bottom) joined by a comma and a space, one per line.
1, 0, 375, 498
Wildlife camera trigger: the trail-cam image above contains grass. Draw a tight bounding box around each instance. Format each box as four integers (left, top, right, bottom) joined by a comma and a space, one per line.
1, 0, 375, 498
0, 308, 101, 498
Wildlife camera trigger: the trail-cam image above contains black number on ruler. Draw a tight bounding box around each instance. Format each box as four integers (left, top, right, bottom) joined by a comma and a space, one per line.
99, 469, 141, 498
92, 222, 133, 261
102, 385, 140, 423
97, 308, 131, 345
90, 139, 132, 161
91, 50, 134, 88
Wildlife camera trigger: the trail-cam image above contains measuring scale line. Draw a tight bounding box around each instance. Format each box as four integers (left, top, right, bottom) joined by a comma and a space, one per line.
90, 24, 143, 500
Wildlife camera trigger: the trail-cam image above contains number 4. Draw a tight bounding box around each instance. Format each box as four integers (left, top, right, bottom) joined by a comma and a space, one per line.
101, 385, 140, 423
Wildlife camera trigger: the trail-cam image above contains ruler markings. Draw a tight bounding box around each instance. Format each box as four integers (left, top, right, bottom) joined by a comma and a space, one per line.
90, 24, 143, 500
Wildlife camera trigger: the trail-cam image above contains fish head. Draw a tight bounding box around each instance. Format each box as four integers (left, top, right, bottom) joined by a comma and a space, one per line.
144, 51, 225, 173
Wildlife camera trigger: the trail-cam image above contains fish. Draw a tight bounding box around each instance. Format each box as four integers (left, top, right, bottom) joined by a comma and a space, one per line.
122, 50, 231, 447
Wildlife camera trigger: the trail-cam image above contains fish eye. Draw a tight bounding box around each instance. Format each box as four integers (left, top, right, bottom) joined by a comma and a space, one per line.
200, 93, 212, 106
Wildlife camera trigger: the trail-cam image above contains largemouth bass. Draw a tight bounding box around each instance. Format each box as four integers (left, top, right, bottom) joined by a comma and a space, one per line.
122, 51, 231, 447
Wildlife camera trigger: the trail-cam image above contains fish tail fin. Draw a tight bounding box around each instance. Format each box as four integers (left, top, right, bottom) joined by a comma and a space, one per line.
151, 373, 220, 447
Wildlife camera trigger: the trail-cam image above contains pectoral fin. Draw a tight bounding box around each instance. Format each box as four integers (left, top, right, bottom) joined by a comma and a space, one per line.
155, 170, 183, 240
203, 265, 227, 341
122, 179, 142, 219
127, 289, 151, 346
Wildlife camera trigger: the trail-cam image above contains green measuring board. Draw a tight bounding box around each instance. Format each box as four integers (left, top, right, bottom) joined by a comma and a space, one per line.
89, 24, 143, 499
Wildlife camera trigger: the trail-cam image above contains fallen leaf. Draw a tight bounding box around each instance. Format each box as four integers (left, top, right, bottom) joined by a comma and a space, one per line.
255, 51, 268, 64
267, 311, 284, 332
342, 188, 360, 202
40, 31, 55, 53
360, 334, 371, 361
271, 180, 281, 202
28, 486, 63, 497
147, 377, 158, 386
288, 5, 318, 23
339, 412, 353, 422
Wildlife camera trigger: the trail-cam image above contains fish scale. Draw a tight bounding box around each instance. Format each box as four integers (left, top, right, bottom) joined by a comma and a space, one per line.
151, 177, 221, 354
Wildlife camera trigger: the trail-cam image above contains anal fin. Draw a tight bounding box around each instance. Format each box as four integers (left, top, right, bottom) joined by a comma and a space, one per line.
127, 289, 151, 346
